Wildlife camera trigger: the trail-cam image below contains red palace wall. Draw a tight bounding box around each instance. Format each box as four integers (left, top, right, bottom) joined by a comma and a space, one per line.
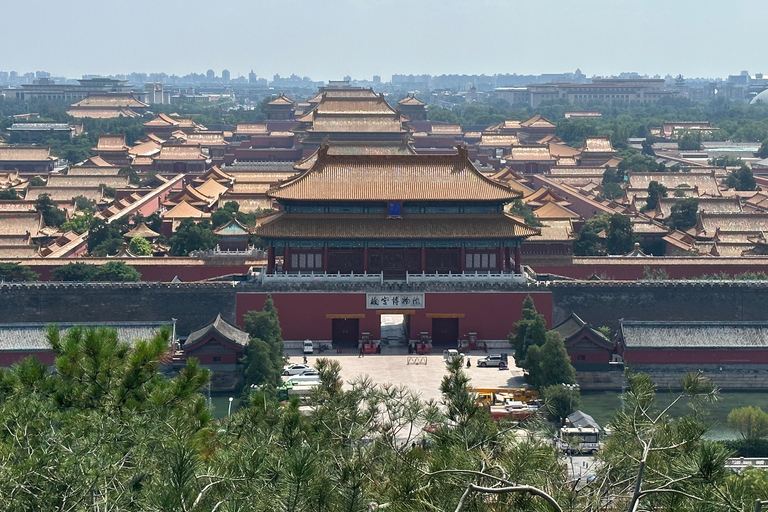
0, 351, 55, 367
531, 262, 768, 281
625, 349, 768, 365
236, 291, 553, 342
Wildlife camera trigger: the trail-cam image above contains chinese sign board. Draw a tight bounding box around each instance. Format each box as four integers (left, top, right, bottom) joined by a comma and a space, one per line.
366, 293, 425, 309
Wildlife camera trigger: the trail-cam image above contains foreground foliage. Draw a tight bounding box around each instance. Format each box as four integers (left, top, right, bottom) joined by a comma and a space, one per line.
4, 327, 768, 511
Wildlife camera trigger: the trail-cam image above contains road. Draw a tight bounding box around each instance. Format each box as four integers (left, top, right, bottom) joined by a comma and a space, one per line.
288, 352, 525, 403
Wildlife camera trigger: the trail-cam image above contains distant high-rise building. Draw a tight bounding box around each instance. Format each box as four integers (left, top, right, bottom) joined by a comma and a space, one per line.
222, 69, 230, 82
206, 69, 215, 81
249, 70, 257, 84
344, 75, 352, 82
373, 75, 381, 84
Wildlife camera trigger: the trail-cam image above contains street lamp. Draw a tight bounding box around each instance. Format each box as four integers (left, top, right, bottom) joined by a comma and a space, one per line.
562, 383, 580, 413
228, 396, 234, 417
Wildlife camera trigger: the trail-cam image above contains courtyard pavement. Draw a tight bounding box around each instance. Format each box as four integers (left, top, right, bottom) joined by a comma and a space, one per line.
287, 352, 526, 403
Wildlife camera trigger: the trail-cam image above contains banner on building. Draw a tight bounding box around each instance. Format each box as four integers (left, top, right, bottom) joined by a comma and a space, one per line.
366, 293, 425, 309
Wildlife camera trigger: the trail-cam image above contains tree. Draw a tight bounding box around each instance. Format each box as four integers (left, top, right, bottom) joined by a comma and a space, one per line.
0, 262, 39, 281
128, 236, 152, 256
540, 384, 582, 423
73, 195, 96, 212
677, 130, 702, 150
91, 261, 141, 282
643, 181, 667, 211
0, 188, 19, 200
710, 155, 745, 167
573, 213, 611, 256
509, 295, 547, 372
641, 137, 656, 156
59, 211, 93, 234
101, 185, 116, 198
759, 139, 768, 159
507, 199, 542, 227
87, 217, 122, 253
728, 406, 768, 441
524, 331, 577, 390
29, 176, 46, 186
666, 198, 699, 231
169, 219, 217, 256
34, 193, 66, 227
597, 372, 732, 512
605, 214, 635, 255
601, 166, 625, 200
724, 165, 757, 191
51, 262, 96, 281
242, 295, 285, 389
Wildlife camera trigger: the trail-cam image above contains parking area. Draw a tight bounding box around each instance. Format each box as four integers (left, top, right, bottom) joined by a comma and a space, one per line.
288, 353, 526, 403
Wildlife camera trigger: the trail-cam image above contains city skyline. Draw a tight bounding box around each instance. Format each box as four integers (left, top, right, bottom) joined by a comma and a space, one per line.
0, 0, 763, 81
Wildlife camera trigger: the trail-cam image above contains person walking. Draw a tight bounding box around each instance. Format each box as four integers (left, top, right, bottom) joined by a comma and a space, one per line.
358, 341, 364, 358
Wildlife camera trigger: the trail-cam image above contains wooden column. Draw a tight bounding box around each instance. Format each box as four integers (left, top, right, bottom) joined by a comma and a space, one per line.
363, 247, 369, 273
514, 246, 522, 274
504, 247, 511, 271
284, 246, 291, 271
323, 246, 329, 272
267, 246, 275, 274
420, 247, 427, 272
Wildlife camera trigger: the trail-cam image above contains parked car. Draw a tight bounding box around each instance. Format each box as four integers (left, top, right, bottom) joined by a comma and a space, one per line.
303, 340, 314, 354
300, 368, 320, 376
283, 364, 312, 376
477, 354, 504, 367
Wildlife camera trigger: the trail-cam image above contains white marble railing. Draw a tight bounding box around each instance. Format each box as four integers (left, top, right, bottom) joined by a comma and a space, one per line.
256, 268, 526, 285
258, 270, 384, 284
406, 271, 526, 284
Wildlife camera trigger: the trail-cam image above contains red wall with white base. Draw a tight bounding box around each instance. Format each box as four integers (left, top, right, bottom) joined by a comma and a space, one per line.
236, 291, 552, 342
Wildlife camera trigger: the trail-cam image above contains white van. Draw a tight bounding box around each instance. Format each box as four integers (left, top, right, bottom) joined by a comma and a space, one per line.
303, 340, 314, 354
285, 375, 321, 385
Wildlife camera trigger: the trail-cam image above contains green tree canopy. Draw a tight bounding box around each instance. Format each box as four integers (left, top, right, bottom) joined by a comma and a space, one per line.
34, 193, 66, 227
169, 219, 217, 256
728, 406, 768, 441
59, 211, 93, 235
241, 295, 285, 389
605, 214, 635, 255
0, 188, 19, 200
509, 295, 547, 372
128, 236, 152, 256
666, 197, 699, 231
759, 139, 768, 159
0, 262, 39, 281
644, 180, 668, 211
51, 262, 97, 281
724, 164, 757, 191
573, 213, 611, 256
540, 383, 582, 423
91, 261, 141, 282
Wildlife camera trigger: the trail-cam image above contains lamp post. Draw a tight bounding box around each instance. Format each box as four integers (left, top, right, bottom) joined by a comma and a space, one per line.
228, 396, 234, 417
562, 383, 580, 413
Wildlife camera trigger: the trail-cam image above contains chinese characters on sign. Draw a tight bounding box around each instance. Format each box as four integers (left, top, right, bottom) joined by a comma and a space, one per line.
366, 293, 425, 309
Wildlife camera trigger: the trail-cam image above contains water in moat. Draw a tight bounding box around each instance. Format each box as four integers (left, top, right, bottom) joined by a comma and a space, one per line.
580, 390, 768, 440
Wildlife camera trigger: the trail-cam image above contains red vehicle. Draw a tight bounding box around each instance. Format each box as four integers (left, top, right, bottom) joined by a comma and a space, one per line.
416, 342, 430, 354
363, 342, 379, 354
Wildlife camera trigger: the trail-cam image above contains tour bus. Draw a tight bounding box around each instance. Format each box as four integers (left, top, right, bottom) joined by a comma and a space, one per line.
557, 426, 601, 454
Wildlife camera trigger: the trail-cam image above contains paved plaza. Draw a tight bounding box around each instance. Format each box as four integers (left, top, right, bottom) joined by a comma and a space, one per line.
288, 352, 526, 403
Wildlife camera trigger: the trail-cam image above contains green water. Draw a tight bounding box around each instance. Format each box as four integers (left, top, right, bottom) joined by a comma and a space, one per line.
208, 395, 242, 419
580, 391, 768, 440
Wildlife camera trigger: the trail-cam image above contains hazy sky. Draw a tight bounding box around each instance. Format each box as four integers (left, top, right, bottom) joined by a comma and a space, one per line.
1, 0, 762, 80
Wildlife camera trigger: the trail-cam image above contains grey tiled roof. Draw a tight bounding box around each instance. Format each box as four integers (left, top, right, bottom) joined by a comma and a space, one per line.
185, 314, 249, 347
0, 322, 171, 351
620, 321, 768, 349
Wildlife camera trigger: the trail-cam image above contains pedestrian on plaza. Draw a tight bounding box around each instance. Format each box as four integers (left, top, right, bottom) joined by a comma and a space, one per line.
303, 355, 308, 364
358, 342, 364, 358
